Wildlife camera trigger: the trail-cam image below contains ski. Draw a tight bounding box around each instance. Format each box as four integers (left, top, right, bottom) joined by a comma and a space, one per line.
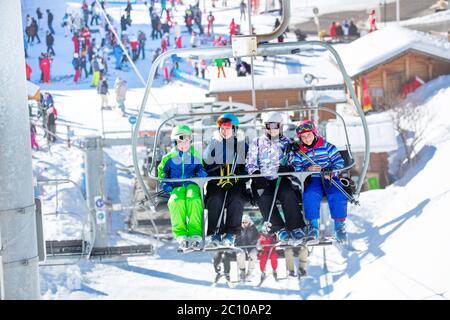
334, 241, 362, 253
256, 273, 268, 288
211, 273, 235, 288
211, 273, 222, 287
226, 279, 235, 288
203, 245, 238, 252
256, 278, 266, 288
177, 247, 194, 253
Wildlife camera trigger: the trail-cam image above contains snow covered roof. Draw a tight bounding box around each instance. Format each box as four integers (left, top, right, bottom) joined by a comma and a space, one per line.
335, 26, 450, 78
326, 111, 398, 153
209, 74, 343, 94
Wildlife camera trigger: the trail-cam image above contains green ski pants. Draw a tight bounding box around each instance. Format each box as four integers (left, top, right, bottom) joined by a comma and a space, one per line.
168, 184, 203, 238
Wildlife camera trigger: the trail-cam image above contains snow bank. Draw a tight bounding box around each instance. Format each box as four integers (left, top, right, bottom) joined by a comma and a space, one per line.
345, 76, 450, 299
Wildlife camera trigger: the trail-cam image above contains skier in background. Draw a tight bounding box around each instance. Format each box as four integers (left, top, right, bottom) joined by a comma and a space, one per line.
368, 9, 377, 33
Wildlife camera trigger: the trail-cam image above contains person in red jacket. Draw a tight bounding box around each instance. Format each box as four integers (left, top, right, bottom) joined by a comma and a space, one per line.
368, 9, 377, 33
229, 18, 237, 41
130, 37, 139, 61
213, 35, 222, 47
40, 54, 52, 83
82, 27, 91, 49
207, 12, 215, 37
329, 21, 337, 40
175, 34, 182, 48
257, 232, 279, 282
161, 33, 168, 52
72, 33, 80, 54
26, 63, 32, 80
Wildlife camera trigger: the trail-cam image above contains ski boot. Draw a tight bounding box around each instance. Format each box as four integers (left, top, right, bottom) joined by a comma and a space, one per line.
189, 236, 202, 251
298, 267, 307, 279
224, 273, 233, 287
222, 233, 236, 247
258, 272, 267, 286
334, 220, 348, 244
306, 220, 320, 245
289, 227, 306, 246
176, 236, 189, 251
288, 270, 296, 278
205, 233, 222, 249
239, 269, 246, 282
273, 271, 279, 281
276, 228, 290, 245
213, 272, 222, 284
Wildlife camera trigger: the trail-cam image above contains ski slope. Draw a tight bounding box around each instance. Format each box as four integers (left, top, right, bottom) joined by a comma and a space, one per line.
20, 0, 450, 299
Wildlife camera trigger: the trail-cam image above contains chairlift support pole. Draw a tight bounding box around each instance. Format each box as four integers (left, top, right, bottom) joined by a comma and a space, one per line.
80, 136, 108, 248
0, 0, 40, 299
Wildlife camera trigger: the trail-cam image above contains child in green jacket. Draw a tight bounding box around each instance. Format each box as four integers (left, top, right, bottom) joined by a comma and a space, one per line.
158, 125, 207, 251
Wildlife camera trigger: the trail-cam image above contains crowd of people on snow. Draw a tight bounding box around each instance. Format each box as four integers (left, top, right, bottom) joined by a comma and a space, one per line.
23, 0, 375, 89
158, 112, 350, 281
321, 19, 360, 42
321, 9, 380, 42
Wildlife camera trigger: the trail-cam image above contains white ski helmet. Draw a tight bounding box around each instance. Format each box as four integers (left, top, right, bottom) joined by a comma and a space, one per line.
262, 111, 283, 124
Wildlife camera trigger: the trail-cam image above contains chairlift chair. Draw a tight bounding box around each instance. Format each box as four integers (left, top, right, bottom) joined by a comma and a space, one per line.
131, 0, 370, 254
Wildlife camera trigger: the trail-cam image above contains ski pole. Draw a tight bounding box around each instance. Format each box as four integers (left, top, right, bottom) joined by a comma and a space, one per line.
262, 148, 290, 233
321, 168, 359, 205
212, 152, 238, 236
295, 147, 359, 205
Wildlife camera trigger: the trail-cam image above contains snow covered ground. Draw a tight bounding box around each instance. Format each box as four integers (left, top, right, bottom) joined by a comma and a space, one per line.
20, 0, 450, 300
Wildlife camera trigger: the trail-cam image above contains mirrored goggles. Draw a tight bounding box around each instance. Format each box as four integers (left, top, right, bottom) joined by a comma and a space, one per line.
265, 122, 281, 130
297, 122, 315, 132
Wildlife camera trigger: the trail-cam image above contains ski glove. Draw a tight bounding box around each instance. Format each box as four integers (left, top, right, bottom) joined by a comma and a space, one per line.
162, 183, 173, 193
251, 171, 269, 190
278, 165, 294, 173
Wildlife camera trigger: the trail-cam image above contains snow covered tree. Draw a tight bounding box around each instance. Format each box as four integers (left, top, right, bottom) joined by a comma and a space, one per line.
391, 101, 432, 177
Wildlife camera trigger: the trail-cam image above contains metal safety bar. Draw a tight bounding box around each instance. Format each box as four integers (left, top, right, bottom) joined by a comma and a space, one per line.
147, 106, 355, 176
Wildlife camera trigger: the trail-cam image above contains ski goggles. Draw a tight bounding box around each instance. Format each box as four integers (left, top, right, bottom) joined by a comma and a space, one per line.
217, 118, 233, 128
219, 122, 233, 129
175, 134, 192, 142
296, 121, 315, 135
265, 122, 281, 130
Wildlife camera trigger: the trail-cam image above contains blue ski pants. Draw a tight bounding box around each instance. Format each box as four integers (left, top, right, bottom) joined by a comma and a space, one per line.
303, 177, 347, 221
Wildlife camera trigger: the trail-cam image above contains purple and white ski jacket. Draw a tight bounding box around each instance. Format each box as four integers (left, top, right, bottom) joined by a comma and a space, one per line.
246, 135, 292, 180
